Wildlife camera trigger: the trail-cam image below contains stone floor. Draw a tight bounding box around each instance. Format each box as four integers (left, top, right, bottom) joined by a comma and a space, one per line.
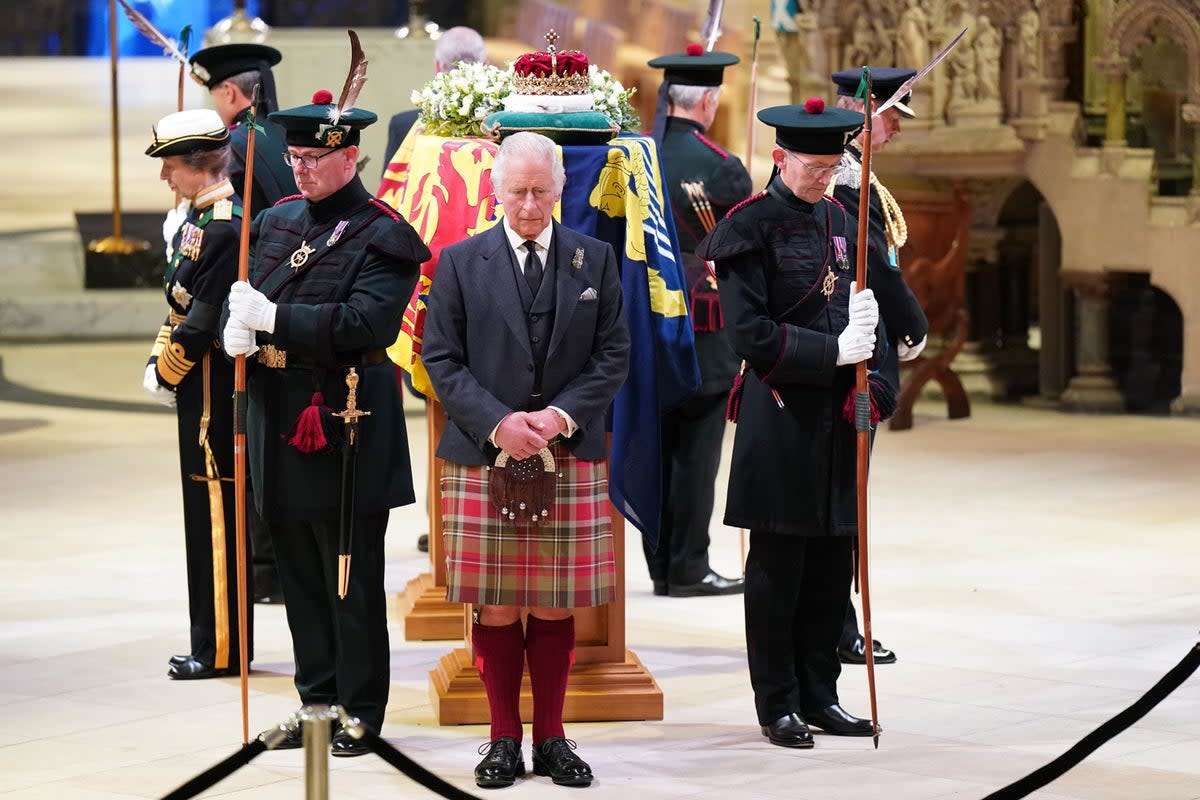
0, 340, 1197, 800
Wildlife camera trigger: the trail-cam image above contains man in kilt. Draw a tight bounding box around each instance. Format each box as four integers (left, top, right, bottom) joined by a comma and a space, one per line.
422, 131, 630, 789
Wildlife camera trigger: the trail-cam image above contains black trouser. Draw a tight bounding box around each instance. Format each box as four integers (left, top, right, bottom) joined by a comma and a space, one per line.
841, 598, 861, 649
744, 531, 852, 725
270, 510, 391, 731
176, 359, 252, 668
644, 392, 727, 585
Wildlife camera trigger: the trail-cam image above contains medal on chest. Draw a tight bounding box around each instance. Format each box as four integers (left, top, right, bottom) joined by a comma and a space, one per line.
822, 235, 849, 298
326, 220, 349, 247
177, 222, 204, 261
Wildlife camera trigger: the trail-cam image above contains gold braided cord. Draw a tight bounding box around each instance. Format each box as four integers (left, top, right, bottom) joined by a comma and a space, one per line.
870, 173, 908, 251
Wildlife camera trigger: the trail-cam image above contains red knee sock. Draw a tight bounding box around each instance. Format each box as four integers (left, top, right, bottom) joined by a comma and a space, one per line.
525, 615, 574, 745
472, 620, 526, 742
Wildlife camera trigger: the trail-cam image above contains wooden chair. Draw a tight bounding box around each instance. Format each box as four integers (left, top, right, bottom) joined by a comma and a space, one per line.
887, 184, 973, 431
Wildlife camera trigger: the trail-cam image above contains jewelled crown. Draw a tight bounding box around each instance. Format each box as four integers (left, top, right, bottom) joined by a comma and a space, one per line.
511, 30, 590, 96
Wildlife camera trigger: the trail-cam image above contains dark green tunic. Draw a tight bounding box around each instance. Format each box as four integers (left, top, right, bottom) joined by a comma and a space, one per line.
230, 174, 430, 730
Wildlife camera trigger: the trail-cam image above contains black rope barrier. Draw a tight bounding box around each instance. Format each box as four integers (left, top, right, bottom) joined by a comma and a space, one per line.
361, 726, 484, 800
981, 641, 1200, 800
160, 739, 267, 800
155, 643, 1199, 800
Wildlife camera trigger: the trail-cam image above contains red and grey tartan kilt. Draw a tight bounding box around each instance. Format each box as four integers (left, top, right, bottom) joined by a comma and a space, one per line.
441, 440, 616, 609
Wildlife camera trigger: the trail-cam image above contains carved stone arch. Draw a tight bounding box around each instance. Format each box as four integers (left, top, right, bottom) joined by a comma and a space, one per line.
1109, 0, 1200, 102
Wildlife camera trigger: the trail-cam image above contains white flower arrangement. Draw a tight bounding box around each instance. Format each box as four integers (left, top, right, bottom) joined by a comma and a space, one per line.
411, 61, 640, 138
411, 62, 512, 138
587, 64, 641, 133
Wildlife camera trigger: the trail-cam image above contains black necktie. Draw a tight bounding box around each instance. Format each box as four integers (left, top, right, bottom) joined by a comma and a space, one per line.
522, 240, 542, 295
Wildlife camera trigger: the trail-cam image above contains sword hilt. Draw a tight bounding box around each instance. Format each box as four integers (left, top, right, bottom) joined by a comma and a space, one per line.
334, 367, 373, 425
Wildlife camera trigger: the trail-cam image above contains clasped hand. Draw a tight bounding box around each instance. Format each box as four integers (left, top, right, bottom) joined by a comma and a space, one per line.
494, 410, 566, 460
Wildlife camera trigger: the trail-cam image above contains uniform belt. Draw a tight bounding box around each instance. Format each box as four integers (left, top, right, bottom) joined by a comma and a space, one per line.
256, 345, 387, 370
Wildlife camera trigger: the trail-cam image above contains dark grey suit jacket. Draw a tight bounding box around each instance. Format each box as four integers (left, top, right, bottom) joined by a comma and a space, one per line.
422, 220, 630, 465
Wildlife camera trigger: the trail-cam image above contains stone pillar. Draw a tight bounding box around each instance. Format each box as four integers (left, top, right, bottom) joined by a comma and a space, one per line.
1059, 271, 1125, 412
955, 227, 1005, 397
1094, 55, 1128, 146
1036, 201, 1067, 401
1181, 103, 1200, 194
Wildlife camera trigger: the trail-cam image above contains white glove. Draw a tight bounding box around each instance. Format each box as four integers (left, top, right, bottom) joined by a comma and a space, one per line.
162, 199, 191, 260
846, 281, 879, 331
228, 281, 277, 333
897, 334, 927, 362
222, 319, 259, 357
836, 324, 876, 365
143, 364, 176, 407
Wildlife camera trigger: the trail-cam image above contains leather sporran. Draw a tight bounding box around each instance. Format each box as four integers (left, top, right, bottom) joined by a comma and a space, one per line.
489, 448, 557, 527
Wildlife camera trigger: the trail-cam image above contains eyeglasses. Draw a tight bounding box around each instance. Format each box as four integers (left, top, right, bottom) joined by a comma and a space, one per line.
283, 149, 341, 170
785, 152, 841, 179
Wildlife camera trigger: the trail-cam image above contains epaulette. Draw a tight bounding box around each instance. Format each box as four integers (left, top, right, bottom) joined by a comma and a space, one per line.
725, 190, 767, 219
273, 193, 304, 207
692, 130, 729, 159
369, 197, 401, 222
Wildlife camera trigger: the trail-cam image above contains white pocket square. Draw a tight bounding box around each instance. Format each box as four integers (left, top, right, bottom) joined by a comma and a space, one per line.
579, 287, 598, 301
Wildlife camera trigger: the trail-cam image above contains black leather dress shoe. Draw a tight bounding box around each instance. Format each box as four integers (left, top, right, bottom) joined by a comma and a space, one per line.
760, 713, 814, 748
532, 737, 593, 786
169, 654, 190, 666
667, 570, 745, 597
167, 656, 233, 680
804, 704, 877, 736
837, 635, 897, 665
652, 579, 667, 596
331, 728, 369, 758
417, 533, 429, 553
264, 725, 304, 750
475, 737, 525, 788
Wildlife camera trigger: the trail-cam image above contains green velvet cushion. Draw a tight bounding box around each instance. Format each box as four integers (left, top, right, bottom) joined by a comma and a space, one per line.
482, 110, 618, 145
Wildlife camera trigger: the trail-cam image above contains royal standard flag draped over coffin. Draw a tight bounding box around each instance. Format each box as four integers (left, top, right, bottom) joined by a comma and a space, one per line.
380, 133, 699, 547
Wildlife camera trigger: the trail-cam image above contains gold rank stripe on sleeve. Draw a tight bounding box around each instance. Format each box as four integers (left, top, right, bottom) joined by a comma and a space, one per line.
149, 324, 171, 359
157, 341, 196, 386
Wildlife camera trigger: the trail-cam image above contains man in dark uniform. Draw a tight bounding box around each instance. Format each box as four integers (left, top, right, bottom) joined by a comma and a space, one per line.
697, 98, 887, 748
380, 25, 486, 180
644, 46, 751, 597
189, 43, 298, 220
189, 42, 298, 603
829, 67, 929, 666
422, 132, 630, 788
221, 89, 430, 756
143, 108, 252, 680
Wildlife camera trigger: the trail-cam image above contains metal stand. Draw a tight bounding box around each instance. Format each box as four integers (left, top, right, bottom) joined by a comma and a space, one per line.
258, 705, 365, 800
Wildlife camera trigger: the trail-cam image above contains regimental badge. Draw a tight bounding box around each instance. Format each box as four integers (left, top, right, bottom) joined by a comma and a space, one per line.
572, 247, 584, 270
289, 240, 316, 271
821, 267, 838, 298
327, 220, 349, 247
171, 282, 193, 309
178, 222, 204, 261
213, 199, 233, 221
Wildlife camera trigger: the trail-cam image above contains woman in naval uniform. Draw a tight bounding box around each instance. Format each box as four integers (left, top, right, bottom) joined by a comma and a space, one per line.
142, 108, 251, 680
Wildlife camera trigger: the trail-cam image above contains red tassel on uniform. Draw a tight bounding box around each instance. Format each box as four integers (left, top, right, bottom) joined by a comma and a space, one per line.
726, 369, 745, 423
287, 392, 336, 453
842, 372, 898, 426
